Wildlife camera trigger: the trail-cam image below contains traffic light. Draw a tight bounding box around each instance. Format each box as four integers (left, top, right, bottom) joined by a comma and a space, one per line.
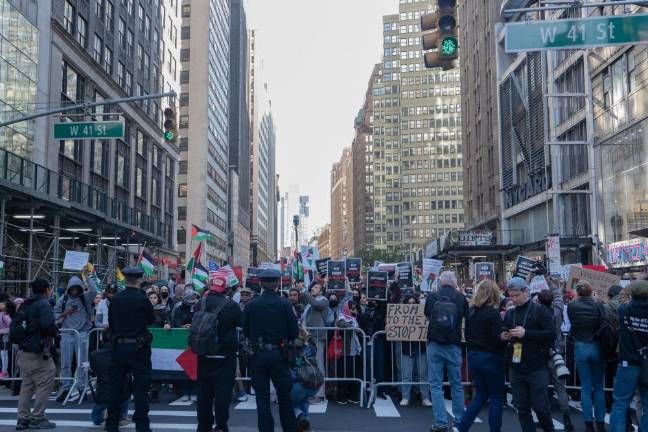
421, 0, 458, 71
163, 107, 177, 143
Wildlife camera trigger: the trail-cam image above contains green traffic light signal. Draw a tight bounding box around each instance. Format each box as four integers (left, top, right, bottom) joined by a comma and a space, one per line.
164, 131, 175, 142
440, 36, 458, 57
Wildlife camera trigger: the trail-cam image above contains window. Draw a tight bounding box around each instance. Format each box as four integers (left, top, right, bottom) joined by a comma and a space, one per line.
95, 0, 103, 20
135, 167, 145, 198
116, 153, 127, 188
152, 146, 159, 167
181, 26, 190, 40
125, 70, 132, 94
126, 29, 133, 56
136, 130, 146, 155
180, 49, 190, 62
103, 46, 112, 74
180, 70, 189, 84
144, 15, 150, 40
93, 34, 103, 63
117, 62, 125, 87
127, 0, 133, 15
178, 184, 187, 197
182, 4, 190, 17
118, 18, 125, 47
105, 1, 113, 30
138, 5, 144, 31
64, 1, 75, 34
137, 43, 144, 70
143, 53, 150, 78
91, 140, 108, 176
60, 139, 82, 162
179, 93, 189, 106
62, 62, 84, 101
76, 15, 87, 47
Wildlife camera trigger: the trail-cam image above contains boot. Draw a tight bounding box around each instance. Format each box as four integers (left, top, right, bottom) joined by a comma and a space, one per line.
585, 422, 595, 432
596, 421, 606, 432
563, 413, 574, 431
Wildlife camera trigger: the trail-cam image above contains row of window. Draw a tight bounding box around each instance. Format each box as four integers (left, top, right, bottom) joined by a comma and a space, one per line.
402, 185, 463, 197
401, 171, 463, 184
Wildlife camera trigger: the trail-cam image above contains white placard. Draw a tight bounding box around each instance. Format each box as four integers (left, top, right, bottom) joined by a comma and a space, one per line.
529, 275, 550, 294
546, 235, 561, 276
421, 259, 443, 292
63, 251, 89, 271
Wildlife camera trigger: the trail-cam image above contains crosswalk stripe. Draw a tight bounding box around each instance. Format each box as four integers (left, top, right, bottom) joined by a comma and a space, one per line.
373, 395, 400, 418
0, 407, 200, 417
531, 410, 564, 430
235, 395, 257, 410
0, 420, 200, 429
309, 399, 328, 414
169, 396, 194, 406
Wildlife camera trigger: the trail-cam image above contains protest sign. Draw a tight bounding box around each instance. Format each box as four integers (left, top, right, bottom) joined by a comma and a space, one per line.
63, 251, 89, 271
377, 263, 397, 280
513, 256, 538, 279
367, 271, 388, 301
529, 275, 550, 294
300, 246, 319, 271
397, 262, 414, 289
546, 235, 561, 276
385, 304, 428, 341
559, 264, 581, 281
567, 266, 621, 299
245, 267, 261, 293
474, 262, 495, 281
421, 259, 443, 292
316, 258, 330, 278
327, 260, 346, 295
280, 264, 292, 290
346, 258, 362, 283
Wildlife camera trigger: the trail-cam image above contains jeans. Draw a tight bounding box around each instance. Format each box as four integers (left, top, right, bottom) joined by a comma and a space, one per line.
291, 383, 317, 419
609, 364, 648, 432
315, 340, 326, 398
574, 341, 606, 422
427, 341, 465, 428
510, 367, 555, 432
457, 351, 504, 432
60, 331, 88, 390
91, 401, 129, 425
400, 350, 429, 400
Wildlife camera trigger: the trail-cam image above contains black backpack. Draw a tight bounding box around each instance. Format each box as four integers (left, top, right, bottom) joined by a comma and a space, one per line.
595, 302, 618, 362
9, 301, 34, 346
428, 291, 459, 344
189, 297, 229, 357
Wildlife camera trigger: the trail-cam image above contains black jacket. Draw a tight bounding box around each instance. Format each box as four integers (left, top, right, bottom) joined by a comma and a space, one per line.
151, 305, 171, 328
171, 302, 195, 328
567, 297, 602, 342
359, 305, 386, 337
195, 293, 242, 355
424, 285, 468, 347
617, 299, 648, 366
90, 348, 129, 404
18, 294, 57, 353
465, 306, 506, 355
503, 300, 555, 372
242, 291, 299, 344
108, 287, 154, 339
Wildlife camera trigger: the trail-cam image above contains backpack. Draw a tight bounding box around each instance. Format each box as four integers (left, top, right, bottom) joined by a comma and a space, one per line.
188, 297, 229, 357
595, 302, 618, 362
428, 290, 459, 344
9, 302, 34, 346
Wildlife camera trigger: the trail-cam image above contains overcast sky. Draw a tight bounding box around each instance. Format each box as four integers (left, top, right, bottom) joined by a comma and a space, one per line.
246, 0, 397, 235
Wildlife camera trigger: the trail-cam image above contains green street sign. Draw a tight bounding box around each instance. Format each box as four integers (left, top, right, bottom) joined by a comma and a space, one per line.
53, 121, 124, 140
505, 13, 648, 53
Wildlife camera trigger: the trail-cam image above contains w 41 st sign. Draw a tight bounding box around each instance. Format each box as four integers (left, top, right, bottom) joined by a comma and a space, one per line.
505, 13, 648, 53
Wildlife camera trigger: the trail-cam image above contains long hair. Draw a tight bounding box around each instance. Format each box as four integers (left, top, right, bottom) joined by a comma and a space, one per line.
472, 280, 501, 308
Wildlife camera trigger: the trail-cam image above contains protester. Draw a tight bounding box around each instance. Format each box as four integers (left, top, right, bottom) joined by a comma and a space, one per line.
290, 328, 322, 432
54, 269, 97, 402
148, 291, 171, 329
326, 293, 339, 327
95, 285, 117, 329
358, 299, 386, 400
12, 278, 58, 430
194, 276, 242, 432
168, 275, 177, 296
456, 280, 505, 432
502, 276, 556, 432
425, 271, 467, 431
359, 293, 368, 314
239, 287, 253, 310
159, 285, 174, 311
567, 281, 606, 431
0, 293, 15, 378
398, 294, 430, 407
335, 300, 362, 404
288, 288, 304, 320
604, 285, 624, 411
609, 280, 648, 432
171, 289, 199, 401
301, 281, 329, 403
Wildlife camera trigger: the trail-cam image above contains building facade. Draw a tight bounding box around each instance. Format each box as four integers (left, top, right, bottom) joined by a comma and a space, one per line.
330, 147, 352, 259
318, 223, 331, 259
177, 0, 230, 264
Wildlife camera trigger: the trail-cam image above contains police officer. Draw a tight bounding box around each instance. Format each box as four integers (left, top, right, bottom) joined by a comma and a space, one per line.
242, 269, 299, 432
106, 267, 154, 432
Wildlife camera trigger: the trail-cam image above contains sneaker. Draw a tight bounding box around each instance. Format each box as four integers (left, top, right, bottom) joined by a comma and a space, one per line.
56, 390, 69, 402
0, 371, 9, 379
28, 419, 56, 429
15, 419, 30, 430
422, 399, 432, 407
348, 398, 360, 404
400, 398, 409, 406
337, 399, 348, 405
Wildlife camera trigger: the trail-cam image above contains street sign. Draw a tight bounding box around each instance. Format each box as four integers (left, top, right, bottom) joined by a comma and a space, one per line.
53, 121, 125, 140
505, 13, 648, 53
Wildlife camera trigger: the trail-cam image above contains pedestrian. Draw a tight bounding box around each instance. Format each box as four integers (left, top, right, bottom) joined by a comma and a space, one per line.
193, 275, 242, 432
456, 280, 505, 432
424, 271, 468, 432
567, 281, 606, 431
609, 280, 648, 432
11, 278, 57, 430
54, 267, 97, 402
242, 268, 299, 432
300, 281, 328, 403
0, 293, 15, 379
501, 276, 556, 432
105, 267, 154, 432
335, 300, 362, 404
95, 285, 118, 330
398, 294, 431, 407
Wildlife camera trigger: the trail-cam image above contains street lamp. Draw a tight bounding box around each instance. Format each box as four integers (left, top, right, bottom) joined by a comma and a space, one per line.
293, 215, 300, 250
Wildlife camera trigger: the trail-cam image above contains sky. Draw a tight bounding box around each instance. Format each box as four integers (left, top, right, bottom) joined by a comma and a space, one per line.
246, 0, 397, 234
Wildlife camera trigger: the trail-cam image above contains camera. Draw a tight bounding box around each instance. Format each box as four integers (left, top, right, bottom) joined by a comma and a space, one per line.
549, 349, 570, 379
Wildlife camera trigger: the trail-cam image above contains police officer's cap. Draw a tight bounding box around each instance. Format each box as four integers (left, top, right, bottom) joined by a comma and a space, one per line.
122, 267, 144, 278
258, 269, 281, 280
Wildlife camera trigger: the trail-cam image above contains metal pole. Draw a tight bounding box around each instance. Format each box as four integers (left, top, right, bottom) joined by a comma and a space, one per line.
0, 199, 5, 258
96, 226, 103, 275
503, 0, 647, 15
53, 215, 60, 291
26, 207, 34, 293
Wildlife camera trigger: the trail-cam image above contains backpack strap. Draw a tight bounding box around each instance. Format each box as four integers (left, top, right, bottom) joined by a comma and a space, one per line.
211, 298, 229, 318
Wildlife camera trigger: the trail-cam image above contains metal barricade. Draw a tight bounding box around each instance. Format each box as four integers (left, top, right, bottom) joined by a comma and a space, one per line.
78, 327, 105, 404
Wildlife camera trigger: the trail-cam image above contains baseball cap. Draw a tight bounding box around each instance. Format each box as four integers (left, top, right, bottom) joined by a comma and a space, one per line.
506, 276, 528, 291
209, 275, 227, 293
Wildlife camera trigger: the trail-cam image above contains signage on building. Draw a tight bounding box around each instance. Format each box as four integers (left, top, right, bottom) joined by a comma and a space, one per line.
503, 174, 550, 209
605, 238, 648, 269
450, 230, 494, 246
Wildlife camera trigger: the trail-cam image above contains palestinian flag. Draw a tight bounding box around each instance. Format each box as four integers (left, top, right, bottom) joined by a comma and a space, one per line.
138, 251, 156, 276
115, 268, 126, 290
186, 242, 203, 274
191, 225, 212, 241
85, 263, 101, 290
150, 328, 197, 381
192, 262, 208, 291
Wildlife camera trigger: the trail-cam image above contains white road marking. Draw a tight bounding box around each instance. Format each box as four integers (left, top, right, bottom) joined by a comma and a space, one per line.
373, 395, 400, 417
234, 395, 257, 410
169, 396, 194, 406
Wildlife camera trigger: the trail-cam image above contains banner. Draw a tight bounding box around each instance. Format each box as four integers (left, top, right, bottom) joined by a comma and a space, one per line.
300, 246, 319, 271
513, 256, 539, 279
421, 259, 443, 292
546, 234, 561, 276
245, 267, 261, 293
474, 262, 495, 281
567, 266, 621, 299
315, 258, 330, 278
385, 304, 428, 342
63, 251, 90, 271
396, 262, 414, 289
327, 260, 346, 295
150, 328, 196, 381
345, 258, 362, 283
367, 271, 388, 301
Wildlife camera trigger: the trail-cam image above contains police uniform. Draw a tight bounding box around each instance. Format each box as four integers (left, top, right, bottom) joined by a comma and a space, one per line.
242, 269, 299, 432
106, 267, 154, 432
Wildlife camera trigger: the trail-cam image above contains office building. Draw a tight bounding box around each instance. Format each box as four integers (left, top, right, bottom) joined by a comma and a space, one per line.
280, 184, 310, 251
330, 147, 352, 259
318, 223, 331, 259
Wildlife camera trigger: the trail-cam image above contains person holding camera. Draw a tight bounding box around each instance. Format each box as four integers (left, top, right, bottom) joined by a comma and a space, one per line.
502, 277, 556, 432
567, 281, 607, 432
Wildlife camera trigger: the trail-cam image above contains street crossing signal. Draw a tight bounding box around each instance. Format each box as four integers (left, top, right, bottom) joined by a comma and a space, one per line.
421, 0, 458, 70
163, 107, 177, 143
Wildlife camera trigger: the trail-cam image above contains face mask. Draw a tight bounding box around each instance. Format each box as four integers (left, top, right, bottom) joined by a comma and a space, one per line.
160, 292, 169, 299
330, 300, 339, 308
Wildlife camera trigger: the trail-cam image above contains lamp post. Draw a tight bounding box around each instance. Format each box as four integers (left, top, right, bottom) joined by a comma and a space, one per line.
293, 215, 300, 250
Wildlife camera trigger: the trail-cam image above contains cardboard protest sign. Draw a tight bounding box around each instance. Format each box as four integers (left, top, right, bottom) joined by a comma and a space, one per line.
300, 246, 319, 271
367, 271, 388, 301
514, 256, 538, 279
397, 262, 414, 289
385, 304, 428, 341
559, 264, 581, 281
327, 260, 346, 295
346, 258, 362, 283
567, 266, 620, 299
377, 263, 397, 280
421, 259, 443, 292
529, 275, 550, 294
474, 262, 495, 281
63, 251, 90, 271
315, 258, 330, 278
245, 267, 261, 293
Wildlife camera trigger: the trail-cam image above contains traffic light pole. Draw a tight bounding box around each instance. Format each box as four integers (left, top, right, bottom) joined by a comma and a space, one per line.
0, 91, 177, 129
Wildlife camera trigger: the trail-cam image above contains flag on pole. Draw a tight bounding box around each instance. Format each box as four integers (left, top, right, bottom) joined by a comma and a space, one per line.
138, 251, 156, 276
211, 264, 239, 287
115, 268, 126, 290
191, 225, 212, 241
192, 262, 209, 291
86, 263, 100, 287
186, 242, 203, 274
208, 260, 220, 280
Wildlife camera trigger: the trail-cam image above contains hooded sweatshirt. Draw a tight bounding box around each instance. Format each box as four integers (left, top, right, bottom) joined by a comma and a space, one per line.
617, 281, 648, 365
54, 276, 97, 333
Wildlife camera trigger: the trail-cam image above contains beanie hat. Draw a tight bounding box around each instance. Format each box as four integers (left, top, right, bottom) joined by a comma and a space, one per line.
629, 280, 648, 300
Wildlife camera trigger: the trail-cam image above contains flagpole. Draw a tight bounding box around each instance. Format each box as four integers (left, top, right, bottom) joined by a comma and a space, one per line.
137, 240, 147, 279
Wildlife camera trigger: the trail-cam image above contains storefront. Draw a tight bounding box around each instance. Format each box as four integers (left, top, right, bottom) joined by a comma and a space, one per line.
605, 237, 648, 278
